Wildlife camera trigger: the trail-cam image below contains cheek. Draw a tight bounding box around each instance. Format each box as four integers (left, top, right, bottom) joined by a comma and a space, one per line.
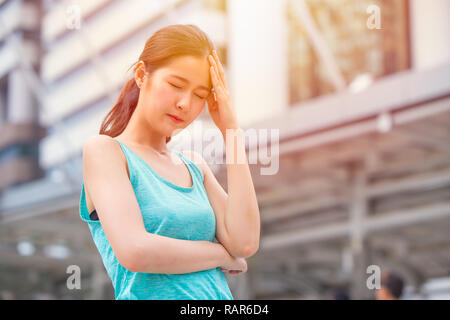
148, 85, 174, 114
158, 84, 174, 101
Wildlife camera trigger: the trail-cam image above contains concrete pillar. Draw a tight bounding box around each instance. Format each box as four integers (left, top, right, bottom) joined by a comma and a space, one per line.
0, 87, 5, 125
349, 161, 371, 299
7, 68, 37, 124
409, 0, 450, 70
0, 0, 44, 190
227, 0, 289, 127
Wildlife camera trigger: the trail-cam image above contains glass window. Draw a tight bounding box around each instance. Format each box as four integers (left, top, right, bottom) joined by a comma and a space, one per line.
288, 0, 411, 105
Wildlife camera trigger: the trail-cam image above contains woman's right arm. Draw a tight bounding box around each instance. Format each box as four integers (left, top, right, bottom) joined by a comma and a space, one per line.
83, 134, 234, 274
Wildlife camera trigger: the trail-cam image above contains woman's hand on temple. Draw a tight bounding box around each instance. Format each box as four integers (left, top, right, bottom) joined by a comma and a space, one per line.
206, 50, 240, 136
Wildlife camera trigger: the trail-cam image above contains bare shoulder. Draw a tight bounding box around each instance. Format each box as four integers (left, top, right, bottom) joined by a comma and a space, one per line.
83, 135, 122, 160
83, 134, 117, 154
82, 134, 127, 173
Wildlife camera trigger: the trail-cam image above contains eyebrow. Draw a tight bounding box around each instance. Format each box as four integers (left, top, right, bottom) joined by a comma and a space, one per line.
168, 74, 211, 92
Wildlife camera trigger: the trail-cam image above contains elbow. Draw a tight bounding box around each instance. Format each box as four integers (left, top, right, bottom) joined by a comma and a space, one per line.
240, 234, 260, 258
117, 241, 145, 273
244, 243, 259, 258
232, 242, 259, 259
121, 256, 141, 273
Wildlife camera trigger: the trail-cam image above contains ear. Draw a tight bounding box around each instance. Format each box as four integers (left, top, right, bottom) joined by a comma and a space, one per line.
134, 61, 147, 88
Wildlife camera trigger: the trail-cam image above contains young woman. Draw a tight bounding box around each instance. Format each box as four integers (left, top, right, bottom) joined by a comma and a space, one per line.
79, 24, 260, 300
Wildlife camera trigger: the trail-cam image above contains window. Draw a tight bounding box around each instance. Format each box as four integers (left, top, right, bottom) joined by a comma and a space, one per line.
288, 0, 411, 105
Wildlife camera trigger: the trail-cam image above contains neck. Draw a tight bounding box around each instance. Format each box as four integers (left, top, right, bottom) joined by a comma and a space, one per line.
117, 109, 169, 154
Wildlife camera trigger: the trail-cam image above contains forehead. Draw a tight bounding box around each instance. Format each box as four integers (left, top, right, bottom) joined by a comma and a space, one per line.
159, 55, 211, 89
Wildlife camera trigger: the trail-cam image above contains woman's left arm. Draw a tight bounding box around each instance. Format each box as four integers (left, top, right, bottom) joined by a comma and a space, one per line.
186, 141, 260, 259
199, 50, 261, 258
222, 126, 261, 257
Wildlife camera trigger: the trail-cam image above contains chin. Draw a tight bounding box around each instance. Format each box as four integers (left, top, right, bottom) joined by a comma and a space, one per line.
166, 125, 183, 136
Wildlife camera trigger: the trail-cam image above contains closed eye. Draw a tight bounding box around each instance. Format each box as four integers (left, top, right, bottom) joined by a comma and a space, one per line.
169, 82, 181, 89
170, 83, 206, 99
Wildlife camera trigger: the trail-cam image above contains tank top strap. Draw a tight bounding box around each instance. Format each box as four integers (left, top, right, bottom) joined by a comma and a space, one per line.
113, 138, 131, 157
112, 138, 140, 185
176, 151, 205, 184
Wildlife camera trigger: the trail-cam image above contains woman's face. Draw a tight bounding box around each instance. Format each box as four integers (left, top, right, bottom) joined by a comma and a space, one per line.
137, 55, 212, 137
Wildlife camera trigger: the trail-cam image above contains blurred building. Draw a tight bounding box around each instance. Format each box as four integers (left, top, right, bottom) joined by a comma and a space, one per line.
0, 0, 46, 190
0, 0, 449, 299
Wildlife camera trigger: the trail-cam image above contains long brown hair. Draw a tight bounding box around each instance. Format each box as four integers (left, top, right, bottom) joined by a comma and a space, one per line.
99, 24, 215, 143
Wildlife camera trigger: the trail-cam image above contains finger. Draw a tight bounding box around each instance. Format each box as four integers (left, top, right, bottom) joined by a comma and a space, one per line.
210, 88, 217, 102
208, 55, 223, 88
206, 91, 214, 103
209, 66, 222, 96
210, 50, 225, 82
206, 92, 217, 110
212, 50, 226, 86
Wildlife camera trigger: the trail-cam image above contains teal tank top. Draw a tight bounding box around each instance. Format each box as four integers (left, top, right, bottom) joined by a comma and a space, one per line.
78, 138, 234, 300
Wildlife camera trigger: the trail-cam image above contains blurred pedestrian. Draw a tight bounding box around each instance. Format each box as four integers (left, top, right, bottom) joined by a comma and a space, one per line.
376, 270, 404, 300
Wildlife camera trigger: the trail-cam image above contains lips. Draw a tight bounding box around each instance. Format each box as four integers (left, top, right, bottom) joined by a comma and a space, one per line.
167, 114, 184, 123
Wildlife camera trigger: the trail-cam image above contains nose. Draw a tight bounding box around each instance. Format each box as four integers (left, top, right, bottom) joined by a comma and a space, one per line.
176, 93, 192, 111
